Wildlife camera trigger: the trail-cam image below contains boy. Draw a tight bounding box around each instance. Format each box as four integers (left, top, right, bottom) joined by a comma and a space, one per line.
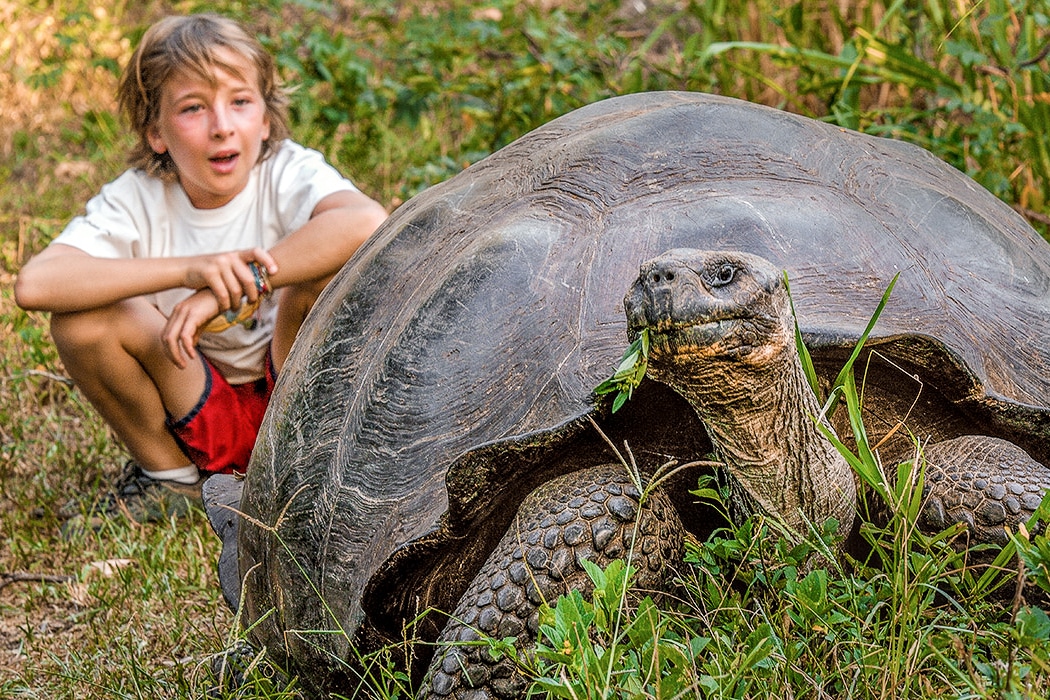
14, 14, 387, 523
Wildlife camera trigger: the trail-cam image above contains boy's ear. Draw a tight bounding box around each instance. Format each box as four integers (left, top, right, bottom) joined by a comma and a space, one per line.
147, 125, 167, 155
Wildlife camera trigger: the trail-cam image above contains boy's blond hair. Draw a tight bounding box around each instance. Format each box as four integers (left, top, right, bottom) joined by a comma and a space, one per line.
117, 14, 290, 179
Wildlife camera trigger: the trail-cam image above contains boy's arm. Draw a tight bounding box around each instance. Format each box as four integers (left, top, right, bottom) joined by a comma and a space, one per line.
160, 189, 387, 367
14, 243, 278, 313
263, 189, 388, 288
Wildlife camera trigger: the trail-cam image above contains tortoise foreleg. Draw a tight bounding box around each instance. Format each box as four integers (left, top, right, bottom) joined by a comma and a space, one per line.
917, 435, 1050, 546
419, 462, 684, 700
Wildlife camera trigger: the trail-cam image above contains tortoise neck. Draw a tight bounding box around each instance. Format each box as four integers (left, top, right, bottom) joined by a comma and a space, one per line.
655, 345, 856, 537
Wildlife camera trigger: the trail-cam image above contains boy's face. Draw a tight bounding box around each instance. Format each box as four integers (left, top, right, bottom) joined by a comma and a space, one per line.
147, 49, 271, 209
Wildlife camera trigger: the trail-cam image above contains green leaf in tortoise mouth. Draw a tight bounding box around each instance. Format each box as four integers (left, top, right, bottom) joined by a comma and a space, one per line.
594, 327, 650, 413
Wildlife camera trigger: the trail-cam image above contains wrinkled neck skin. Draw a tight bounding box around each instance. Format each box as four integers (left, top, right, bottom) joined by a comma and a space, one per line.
650, 340, 857, 539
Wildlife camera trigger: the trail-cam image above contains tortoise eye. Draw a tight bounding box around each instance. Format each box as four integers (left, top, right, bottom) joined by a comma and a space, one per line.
709, 263, 736, 287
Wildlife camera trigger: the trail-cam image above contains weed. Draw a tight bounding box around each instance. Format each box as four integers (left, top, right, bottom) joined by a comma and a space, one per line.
595, 329, 650, 414
529, 559, 708, 699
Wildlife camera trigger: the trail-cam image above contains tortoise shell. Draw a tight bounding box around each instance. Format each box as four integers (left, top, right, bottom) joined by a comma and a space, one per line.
237, 91, 1050, 692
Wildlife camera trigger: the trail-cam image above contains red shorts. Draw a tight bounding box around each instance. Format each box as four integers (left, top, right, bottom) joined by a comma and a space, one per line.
167, 353, 276, 475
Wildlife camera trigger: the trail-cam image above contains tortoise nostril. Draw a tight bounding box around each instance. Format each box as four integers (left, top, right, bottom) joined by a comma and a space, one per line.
648, 269, 676, 285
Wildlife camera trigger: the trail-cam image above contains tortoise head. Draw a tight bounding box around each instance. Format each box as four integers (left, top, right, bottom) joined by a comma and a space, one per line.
623, 248, 856, 536
624, 248, 795, 388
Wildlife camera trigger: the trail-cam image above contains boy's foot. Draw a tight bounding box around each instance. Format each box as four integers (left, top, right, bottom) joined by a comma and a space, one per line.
60, 461, 203, 535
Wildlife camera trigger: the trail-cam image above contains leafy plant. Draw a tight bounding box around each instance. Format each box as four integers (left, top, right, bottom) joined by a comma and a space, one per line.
679, 0, 1050, 235
1011, 491, 1050, 597
594, 328, 650, 413
529, 559, 707, 699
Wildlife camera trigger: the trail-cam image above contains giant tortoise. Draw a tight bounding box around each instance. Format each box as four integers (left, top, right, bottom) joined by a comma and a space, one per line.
208, 91, 1050, 697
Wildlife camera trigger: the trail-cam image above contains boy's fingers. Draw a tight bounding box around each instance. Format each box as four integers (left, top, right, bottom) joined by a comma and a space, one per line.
180, 334, 197, 365
212, 275, 244, 312
225, 267, 250, 307
162, 304, 203, 369
217, 254, 260, 305
205, 275, 231, 311
175, 330, 198, 368
162, 329, 183, 367
236, 264, 258, 304
245, 247, 278, 275
164, 324, 188, 368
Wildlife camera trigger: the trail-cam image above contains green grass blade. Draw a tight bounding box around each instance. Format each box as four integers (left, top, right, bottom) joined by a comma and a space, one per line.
785, 272, 821, 399
825, 272, 899, 416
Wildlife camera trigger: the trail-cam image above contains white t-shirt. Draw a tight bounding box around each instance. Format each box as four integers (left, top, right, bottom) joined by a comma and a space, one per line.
53, 140, 358, 384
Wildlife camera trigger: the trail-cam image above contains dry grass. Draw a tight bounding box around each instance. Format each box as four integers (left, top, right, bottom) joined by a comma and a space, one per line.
0, 3, 245, 695
0, 229, 240, 694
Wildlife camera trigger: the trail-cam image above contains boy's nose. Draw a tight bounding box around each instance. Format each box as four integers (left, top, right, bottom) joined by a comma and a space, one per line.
211, 108, 233, 138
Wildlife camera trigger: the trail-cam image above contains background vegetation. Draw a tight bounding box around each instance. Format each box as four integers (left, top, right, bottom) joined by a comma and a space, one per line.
2, 0, 1050, 697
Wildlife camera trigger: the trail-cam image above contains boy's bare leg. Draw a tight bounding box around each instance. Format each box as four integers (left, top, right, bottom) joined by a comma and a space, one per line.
50, 297, 208, 475
270, 276, 333, 373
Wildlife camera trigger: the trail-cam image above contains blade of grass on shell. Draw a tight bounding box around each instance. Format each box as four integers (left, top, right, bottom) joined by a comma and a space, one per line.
825, 272, 899, 417
785, 273, 821, 400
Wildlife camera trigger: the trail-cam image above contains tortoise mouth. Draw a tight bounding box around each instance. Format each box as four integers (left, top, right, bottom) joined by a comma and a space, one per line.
641, 316, 749, 356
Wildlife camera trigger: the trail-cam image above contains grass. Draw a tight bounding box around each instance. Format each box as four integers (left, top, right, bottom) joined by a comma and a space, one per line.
3, 0, 1050, 697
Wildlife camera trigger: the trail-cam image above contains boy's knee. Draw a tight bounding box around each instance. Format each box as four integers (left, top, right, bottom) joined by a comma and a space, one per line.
51, 307, 110, 352
50, 300, 158, 353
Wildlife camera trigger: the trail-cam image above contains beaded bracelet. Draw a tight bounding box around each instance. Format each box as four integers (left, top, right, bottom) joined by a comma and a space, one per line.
249, 261, 272, 297
201, 262, 271, 334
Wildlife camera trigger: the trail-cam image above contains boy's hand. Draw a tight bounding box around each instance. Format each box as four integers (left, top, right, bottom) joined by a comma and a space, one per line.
163, 289, 222, 368
185, 248, 278, 311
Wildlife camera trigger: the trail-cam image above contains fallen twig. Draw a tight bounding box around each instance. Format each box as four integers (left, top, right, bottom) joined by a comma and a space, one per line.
17, 369, 75, 385
0, 571, 76, 592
